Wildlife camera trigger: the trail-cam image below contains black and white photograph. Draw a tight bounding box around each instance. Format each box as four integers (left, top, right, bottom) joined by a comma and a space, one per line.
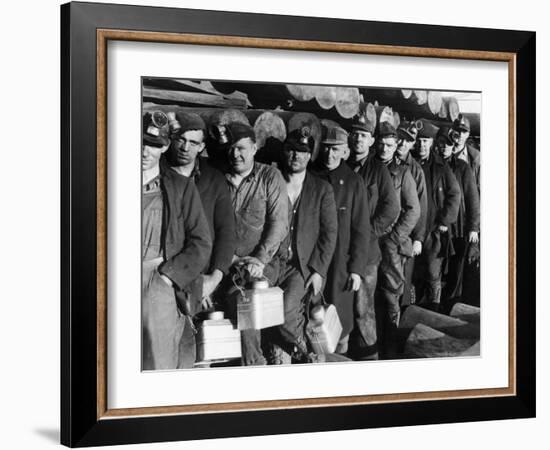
141, 78, 481, 370
55, 0, 536, 447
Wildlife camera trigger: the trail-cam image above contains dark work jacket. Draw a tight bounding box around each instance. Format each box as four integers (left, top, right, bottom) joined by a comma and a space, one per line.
384, 159, 421, 257
445, 156, 480, 238
195, 158, 236, 274
312, 163, 371, 337
348, 154, 400, 264
281, 172, 338, 282
161, 157, 236, 275
455, 143, 480, 192
401, 152, 428, 243
156, 169, 212, 291
417, 153, 461, 260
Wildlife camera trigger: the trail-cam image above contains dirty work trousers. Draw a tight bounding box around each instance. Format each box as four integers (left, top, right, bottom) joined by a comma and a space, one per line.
378, 237, 408, 326
142, 259, 196, 370
266, 262, 309, 364
348, 262, 379, 360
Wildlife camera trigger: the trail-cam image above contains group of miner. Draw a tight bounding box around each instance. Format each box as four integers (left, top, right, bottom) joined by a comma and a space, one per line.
141, 106, 480, 370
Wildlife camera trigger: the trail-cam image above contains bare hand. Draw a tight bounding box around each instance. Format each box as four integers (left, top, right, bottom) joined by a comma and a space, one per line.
233, 256, 265, 279
345, 273, 362, 292
201, 296, 214, 311
159, 273, 173, 287
412, 240, 422, 256
305, 272, 324, 296
468, 231, 479, 243
202, 270, 223, 298
243, 257, 265, 279
438, 225, 448, 233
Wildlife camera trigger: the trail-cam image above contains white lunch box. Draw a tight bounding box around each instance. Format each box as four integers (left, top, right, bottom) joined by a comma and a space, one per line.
306, 304, 343, 354
237, 281, 284, 330
196, 313, 242, 361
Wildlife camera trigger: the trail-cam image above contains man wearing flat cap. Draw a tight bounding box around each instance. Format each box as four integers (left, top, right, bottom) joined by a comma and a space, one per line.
451, 114, 480, 192
141, 111, 212, 370
268, 127, 338, 364
375, 121, 420, 356
436, 126, 480, 304
223, 122, 289, 366
396, 120, 428, 305
347, 112, 400, 360
162, 111, 236, 322
312, 124, 370, 356
413, 119, 461, 312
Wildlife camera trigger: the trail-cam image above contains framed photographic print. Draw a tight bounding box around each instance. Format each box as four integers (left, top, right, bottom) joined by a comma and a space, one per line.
61, 1, 536, 447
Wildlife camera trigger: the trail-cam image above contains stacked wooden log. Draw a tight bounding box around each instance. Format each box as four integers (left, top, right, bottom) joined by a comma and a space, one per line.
143, 78, 250, 109
143, 79, 472, 132
403, 324, 477, 358
143, 79, 480, 166
357, 87, 462, 124
399, 304, 480, 359
210, 82, 363, 121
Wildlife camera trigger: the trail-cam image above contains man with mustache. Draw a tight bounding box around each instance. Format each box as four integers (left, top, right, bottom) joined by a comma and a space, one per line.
347, 112, 400, 359
374, 121, 420, 356
312, 124, 370, 356
224, 122, 289, 366
141, 111, 212, 370
413, 119, 461, 312
269, 127, 338, 364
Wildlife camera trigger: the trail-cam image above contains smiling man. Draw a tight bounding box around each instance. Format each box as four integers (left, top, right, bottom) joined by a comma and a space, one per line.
223, 122, 288, 366
141, 111, 212, 370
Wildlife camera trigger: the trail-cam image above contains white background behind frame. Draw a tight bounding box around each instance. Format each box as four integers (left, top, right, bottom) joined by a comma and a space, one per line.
108, 40, 508, 409
1, 0, 546, 449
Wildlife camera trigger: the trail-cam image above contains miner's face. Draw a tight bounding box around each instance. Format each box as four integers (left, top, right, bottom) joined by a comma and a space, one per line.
169, 129, 205, 166
283, 147, 311, 174
455, 129, 470, 148
349, 130, 374, 160
437, 137, 454, 160
142, 142, 168, 171
417, 138, 433, 160
228, 137, 257, 174
321, 143, 346, 171
397, 137, 415, 160
377, 136, 398, 163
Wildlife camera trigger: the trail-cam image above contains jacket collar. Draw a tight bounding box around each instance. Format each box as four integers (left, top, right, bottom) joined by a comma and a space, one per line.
190, 157, 202, 180
402, 152, 414, 166
420, 152, 445, 168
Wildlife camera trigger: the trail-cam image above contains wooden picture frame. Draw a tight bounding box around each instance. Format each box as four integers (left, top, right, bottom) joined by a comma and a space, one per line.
61, 1, 535, 446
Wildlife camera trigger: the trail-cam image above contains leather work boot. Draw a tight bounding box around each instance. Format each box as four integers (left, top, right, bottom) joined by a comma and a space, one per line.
266, 344, 292, 365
